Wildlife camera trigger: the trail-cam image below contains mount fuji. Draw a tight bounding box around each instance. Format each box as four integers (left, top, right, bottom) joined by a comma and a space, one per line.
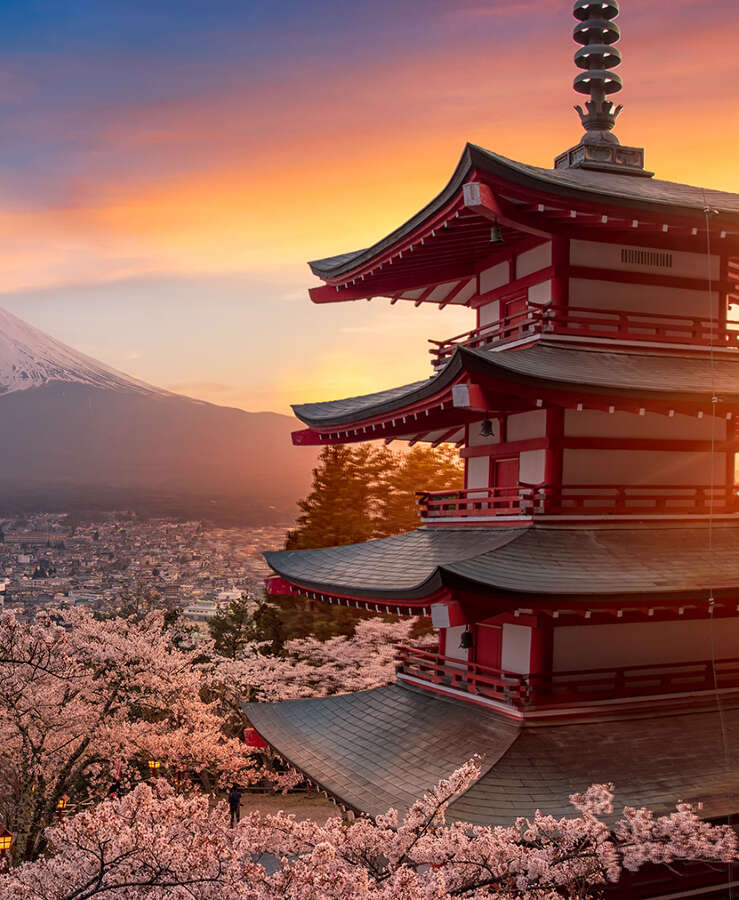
0, 308, 316, 522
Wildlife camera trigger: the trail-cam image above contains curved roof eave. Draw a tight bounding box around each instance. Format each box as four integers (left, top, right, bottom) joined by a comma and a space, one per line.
264, 527, 525, 601
291, 351, 466, 428
292, 342, 739, 431
265, 523, 739, 602
308, 143, 739, 281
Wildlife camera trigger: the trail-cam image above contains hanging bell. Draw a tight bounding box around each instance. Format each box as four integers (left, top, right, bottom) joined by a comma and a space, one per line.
459, 627, 474, 650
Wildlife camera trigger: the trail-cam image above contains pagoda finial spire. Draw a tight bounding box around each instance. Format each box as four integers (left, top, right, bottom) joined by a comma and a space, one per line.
572, 0, 623, 143
554, 0, 652, 176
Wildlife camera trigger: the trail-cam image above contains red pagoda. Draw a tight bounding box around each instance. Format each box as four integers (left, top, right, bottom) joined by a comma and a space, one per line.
250, 3, 739, 895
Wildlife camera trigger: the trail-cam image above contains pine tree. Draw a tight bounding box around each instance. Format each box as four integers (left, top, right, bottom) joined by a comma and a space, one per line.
209, 595, 255, 659
285, 445, 388, 550
378, 444, 463, 536
285, 443, 464, 550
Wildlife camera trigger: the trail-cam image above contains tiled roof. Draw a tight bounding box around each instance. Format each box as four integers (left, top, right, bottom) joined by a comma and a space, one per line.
472, 343, 739, 399
264, 528, 524, 600
449, 703, 739, 826
265, 523, 739, 602
245, 684, 519, 818
310, 144, 739, 279
246, 683, 739, 825
293, 343, 739, 428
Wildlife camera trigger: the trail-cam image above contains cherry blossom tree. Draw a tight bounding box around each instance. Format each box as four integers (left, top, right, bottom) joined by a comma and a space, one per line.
207, 617, 422, 710
0, 605, 419, 865
2, 761, 735, 899
0, 608, 259, 863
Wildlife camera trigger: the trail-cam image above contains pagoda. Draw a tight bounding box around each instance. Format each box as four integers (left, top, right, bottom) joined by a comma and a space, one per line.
249, 3, 739, 895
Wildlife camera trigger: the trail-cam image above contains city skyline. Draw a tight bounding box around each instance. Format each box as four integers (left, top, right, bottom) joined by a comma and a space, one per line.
1, 0, 737, 413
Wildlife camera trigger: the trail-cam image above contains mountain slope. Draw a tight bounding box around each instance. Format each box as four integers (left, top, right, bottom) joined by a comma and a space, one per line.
0, 309, 315, 522
0, 307, 164, 396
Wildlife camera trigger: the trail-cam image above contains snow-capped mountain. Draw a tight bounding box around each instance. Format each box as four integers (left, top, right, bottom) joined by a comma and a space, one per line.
0, 307, 315, 521
0, 306, 163, 396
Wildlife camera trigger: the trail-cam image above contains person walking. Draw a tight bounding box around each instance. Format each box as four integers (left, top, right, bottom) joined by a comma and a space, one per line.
228, 784, 242, 827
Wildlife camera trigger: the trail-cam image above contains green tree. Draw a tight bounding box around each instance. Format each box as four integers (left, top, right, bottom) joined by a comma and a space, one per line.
285, 445, 389, 550
379, 444, 463, 536
209, 595, 255, 658
286, 443, 463, 550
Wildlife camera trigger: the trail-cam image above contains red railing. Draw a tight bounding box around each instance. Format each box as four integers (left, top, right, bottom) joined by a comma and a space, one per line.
416, 486, 532, 518
396, 646, 739, 708
429, 304, 739, 365
395, 646, 529, 704
429, 304, 542, 365
417, 484, 737, 519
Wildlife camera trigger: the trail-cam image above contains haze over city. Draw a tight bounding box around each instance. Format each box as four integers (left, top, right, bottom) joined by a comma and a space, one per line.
1, 0, 737, 414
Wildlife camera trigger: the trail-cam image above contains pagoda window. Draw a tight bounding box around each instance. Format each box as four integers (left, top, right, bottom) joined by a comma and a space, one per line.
570, 240, 719, 280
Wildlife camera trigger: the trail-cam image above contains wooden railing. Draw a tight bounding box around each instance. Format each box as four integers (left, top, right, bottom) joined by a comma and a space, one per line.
396, 646, 739, 708
416, 486, 532, 518
429, 304, 739, 365
417, 484, 737, 519
395, 646, 529, 704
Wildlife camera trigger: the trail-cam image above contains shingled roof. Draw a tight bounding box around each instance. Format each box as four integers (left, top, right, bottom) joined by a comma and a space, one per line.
246, 685, 519, 819
265, 523, 739, 603
246, 683, 739, 825
292, 342, 739, 429
309, 144, 739, 280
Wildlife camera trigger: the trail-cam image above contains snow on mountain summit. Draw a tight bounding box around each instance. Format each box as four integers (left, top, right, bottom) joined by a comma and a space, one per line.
0, 306, 165, 396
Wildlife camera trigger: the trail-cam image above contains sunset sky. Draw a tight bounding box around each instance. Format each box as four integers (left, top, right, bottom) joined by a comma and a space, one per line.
2, 0, 738, 414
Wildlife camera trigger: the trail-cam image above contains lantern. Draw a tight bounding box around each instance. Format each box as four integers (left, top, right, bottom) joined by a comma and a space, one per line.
147, 759, 161, 774
56, 795, 69, 823
0, 826, 11, 874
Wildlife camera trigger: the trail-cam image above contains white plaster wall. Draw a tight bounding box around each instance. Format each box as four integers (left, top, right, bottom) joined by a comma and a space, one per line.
478, 299, 500, 328
466, 456, 490, 490
516, 243, 552, 278
444, 625, 470, 665
564, 409, 727, 441
528, 280, 552, 305
569, 278, 718, 319
520, 449, 546, 485
468, 422, 501, 447
501, 623, 532, 674
562, 449, 724, 486
570, 240, 720, 280
553, 618, 739, 671
479, 261, 510, 294
507, 410, 547, 441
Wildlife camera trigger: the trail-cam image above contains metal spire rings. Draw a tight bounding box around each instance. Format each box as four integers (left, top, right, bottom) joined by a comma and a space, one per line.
573, 0, 623, 141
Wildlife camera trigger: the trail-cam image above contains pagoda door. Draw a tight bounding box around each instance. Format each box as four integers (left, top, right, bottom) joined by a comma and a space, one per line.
502, 294, 527, 337
493, 457, 520, 514
475, 623, 502, 671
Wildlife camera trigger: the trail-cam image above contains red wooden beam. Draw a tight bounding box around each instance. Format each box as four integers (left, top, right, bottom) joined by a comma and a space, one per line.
462, 182, 552, 240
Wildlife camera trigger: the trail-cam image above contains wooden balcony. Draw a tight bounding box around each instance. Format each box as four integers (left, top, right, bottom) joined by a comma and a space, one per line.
396, 646, 739, 712
429, 304, 739, 366
416, 484, 736, 520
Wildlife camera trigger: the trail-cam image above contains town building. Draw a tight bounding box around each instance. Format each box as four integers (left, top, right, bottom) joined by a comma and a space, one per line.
251, 3, 739, 896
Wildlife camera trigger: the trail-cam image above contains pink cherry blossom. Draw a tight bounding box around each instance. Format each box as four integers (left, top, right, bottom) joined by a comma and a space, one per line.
2, 760, 735, 899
